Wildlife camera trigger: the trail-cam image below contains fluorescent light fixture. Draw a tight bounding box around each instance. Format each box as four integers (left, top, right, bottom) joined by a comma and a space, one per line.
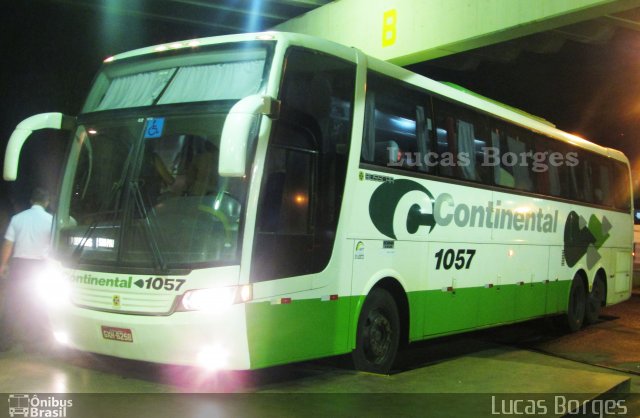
70, 237, 93, 247
70, 236, 113, 249
96, 238, 115, 249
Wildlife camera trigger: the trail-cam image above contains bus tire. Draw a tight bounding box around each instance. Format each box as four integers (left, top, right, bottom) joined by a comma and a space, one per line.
584, 276, 605, 325
563, 275, 587, 332
352, 288, 400, 374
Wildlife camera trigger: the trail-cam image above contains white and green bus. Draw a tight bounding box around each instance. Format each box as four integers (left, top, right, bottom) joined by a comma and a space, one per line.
4, 32, 633, 373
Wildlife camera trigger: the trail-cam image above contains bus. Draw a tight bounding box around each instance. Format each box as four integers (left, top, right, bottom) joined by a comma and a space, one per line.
8, 394, 29, 417
4, 32, 633, 374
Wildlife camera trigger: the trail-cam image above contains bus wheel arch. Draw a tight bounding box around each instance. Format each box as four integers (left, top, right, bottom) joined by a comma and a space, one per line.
374, 277, 410, 348
351, 277, 408, 374
585, 268, 607, 325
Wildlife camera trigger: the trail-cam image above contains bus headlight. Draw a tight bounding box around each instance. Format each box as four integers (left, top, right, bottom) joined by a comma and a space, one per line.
180, 285, 252, 312
35, 264, 71, 309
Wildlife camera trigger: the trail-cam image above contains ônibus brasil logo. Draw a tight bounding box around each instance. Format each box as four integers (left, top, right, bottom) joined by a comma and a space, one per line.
7, 394, 73, 417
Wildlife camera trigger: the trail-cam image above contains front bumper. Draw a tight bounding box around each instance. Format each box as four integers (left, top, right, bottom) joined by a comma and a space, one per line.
48, 303, 251, 370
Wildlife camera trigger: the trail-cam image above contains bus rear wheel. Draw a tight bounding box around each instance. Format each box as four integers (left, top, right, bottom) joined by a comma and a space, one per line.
352, 288, 400, 374
562, 275, 587, 332
585, 276, 606, 325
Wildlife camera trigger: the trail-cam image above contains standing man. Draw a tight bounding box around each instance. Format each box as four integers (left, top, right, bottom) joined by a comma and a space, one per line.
0, 188, 53, 351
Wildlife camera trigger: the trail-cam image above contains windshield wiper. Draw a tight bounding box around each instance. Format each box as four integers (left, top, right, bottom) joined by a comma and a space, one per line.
71, 183, 125, 259
72, 141, 135, 259
129, 180, 168, 272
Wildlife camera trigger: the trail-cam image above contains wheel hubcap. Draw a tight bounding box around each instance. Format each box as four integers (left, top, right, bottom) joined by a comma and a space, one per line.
364, 310, 392, 363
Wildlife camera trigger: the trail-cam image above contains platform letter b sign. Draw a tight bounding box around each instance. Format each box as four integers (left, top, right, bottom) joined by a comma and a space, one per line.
382, 9, 397, 47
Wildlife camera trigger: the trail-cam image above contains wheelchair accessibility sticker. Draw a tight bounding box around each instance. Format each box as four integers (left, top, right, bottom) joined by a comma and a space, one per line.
144, 117, 165, 138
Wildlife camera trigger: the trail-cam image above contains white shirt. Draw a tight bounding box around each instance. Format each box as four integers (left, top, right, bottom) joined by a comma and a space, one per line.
4, 205, 53, 260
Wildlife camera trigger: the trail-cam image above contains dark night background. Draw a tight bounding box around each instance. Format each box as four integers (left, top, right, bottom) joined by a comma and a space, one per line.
2, 0, 640, 213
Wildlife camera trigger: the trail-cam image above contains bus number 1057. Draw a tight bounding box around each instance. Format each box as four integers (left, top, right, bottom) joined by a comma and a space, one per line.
434, 249, 476, 270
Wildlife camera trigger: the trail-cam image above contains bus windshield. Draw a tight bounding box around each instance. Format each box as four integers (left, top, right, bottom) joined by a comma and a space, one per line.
56, 111, 248, 271
54, 41, 273, 272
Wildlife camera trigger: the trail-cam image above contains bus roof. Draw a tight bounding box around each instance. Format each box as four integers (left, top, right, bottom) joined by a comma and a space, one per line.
104, 31, 628, 165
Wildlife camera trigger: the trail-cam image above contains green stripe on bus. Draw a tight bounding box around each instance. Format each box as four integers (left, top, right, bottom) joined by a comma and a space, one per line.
245, 280, 572, 369
245, 296, 355, 369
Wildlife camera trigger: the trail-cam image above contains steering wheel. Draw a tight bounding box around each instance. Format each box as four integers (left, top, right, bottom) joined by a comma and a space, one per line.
197, 197, 234, 247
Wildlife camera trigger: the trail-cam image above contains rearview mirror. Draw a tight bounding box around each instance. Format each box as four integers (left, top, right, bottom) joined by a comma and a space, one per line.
219, 95, 279, 177
4, 112, 74, 181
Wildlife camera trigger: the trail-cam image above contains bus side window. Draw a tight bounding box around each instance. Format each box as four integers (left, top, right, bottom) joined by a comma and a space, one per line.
433, 99, 490, 184
571, 149, 595, 203
508, 134, 535, 192
361, 72, 433, 173
490, 127, 514, 188
612, 161, 631, 211
578, 153, 611, 206
435, 115, 456, 178
593, 157, 612, 206
490, 122, 535, 192
251, 47, 356, 282
543, 139, 567, 199
259, 143, 314, 234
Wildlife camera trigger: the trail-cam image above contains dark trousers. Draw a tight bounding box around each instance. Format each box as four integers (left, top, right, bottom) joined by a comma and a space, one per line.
1, 258, 49, 350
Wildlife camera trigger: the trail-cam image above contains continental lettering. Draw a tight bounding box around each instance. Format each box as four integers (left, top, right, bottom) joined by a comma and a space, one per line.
434, 194, 558, 233
71, 273, 133, 288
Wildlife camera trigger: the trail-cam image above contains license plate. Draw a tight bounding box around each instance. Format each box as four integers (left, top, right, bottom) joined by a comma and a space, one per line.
101, 326, 133, 343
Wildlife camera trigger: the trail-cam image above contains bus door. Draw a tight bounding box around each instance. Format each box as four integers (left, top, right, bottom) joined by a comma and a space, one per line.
246, 47, 356, 366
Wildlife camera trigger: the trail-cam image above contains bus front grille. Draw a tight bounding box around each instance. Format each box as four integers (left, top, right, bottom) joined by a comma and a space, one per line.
71, 287, 177, 315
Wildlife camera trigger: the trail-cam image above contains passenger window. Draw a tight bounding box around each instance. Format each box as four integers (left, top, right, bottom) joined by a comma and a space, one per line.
576, 153, 613, 206
361, 72, 433, 173
490, 123, 535, 192
433, 99, 491, 183
570, 149, 593, 203
535, 138, 572, 199
592, 158, 612, 206
612, 161, 631, 211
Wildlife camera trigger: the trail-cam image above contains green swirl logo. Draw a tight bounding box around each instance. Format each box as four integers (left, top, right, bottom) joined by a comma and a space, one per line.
369, 179, 436, 240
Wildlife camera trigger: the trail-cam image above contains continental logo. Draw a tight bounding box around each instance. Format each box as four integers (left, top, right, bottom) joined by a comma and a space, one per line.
369, 179, 558, 240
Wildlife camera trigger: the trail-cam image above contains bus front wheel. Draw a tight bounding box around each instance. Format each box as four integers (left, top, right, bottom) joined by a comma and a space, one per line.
352, 288, 400, 374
